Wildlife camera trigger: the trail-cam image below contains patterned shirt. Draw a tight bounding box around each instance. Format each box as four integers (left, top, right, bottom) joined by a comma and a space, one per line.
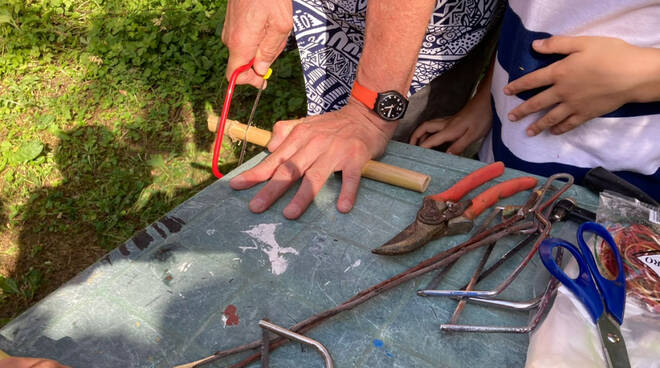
292, 0, 500, 115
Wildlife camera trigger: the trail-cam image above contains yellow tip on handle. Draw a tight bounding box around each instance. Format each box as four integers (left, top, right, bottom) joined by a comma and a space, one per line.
263, 68, 273, 80
0, 348, 10, 359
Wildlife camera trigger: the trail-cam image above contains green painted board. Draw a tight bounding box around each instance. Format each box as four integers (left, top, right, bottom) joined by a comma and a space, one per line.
0, 141, 598, 367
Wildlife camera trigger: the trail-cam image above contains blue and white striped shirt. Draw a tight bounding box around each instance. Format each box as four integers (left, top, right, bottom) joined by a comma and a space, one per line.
480, 0, 660, 201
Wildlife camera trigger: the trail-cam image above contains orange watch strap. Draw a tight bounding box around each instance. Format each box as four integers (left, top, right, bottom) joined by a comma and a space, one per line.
351, 80, 378, 109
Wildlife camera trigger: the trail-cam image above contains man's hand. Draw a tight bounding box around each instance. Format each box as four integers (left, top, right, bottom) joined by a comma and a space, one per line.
505, 36, 660, 136
0, 357, 70, 368
222, 0, 292, 87
229, 100, 393, 219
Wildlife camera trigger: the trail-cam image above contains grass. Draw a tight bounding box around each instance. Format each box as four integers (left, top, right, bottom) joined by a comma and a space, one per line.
0, 0, 307, 326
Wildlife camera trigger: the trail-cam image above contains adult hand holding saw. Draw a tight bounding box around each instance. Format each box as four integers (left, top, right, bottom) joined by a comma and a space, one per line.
230, 1, 436, 219
222, 0, 292, 87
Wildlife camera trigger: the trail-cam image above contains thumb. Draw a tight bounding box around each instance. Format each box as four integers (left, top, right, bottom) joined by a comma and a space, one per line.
254, 25, 291, 75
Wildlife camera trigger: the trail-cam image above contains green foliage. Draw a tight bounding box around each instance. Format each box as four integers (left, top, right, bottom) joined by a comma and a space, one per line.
0, 0, 307, 322
0, 269, 43, 301
6, 140, 43, 164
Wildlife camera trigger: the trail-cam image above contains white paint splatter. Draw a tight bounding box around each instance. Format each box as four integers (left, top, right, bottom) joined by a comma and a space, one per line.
343, 259, 362, 273
178, 262, 192, 272
242, 223, 298, 275
206, 229, 216, 236
324, 281, 331, 286
239, 240, 258, 253
221, 314, 228, 328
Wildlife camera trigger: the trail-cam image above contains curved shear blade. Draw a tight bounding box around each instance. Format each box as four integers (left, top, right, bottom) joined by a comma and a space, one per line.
372, 220, 447, 256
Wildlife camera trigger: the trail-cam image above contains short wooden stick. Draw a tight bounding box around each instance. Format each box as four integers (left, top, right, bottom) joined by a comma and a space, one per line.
208, 118, 431, 193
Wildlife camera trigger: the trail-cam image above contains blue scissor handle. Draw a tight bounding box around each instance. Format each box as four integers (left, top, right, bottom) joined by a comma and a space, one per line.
539, 237, 604, 324
577, 222, 626, 325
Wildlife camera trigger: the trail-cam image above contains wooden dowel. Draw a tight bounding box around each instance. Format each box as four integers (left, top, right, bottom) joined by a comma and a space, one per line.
208, 118, 430, 193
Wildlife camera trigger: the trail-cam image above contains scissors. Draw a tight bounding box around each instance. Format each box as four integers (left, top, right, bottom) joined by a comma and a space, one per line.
539, 222, 630, 368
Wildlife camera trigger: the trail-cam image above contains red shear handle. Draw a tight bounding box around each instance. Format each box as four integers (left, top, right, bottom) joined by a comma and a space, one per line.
463, 176, 538, 220
212, 59, 255, 179
427, 161, 505, 203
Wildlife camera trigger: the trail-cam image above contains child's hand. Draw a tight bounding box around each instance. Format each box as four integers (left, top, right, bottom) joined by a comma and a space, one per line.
410, 78, 493, 154
505, 36, 660, 136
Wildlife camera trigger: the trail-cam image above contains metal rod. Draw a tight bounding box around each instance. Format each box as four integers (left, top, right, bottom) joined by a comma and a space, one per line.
440, 250, 562, 333
237, 78, 266, 167
258, 320, 334, 368
261, 323, 270, 368
423, 207, 502, 291
424, 259, 459, 291
466, 293, 543, 311
468, 232, 537, 287
449, 242, 494, 324
439, 260, 561, 333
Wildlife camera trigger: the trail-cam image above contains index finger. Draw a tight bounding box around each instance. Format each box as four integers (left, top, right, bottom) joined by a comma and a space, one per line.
503, 64, 555, 96
223, 15, 267, 87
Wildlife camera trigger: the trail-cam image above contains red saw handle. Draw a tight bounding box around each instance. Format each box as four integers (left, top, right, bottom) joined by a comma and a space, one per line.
427, 161, 505, 203
463, 176, 538, 220
212, 58, 255, 179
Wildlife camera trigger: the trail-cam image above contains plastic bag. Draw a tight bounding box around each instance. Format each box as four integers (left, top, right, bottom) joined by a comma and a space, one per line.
595, 191, 660, 315
526, 191, 660, 368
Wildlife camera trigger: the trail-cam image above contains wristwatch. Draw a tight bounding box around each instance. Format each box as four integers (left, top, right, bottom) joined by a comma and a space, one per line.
351, 80, 408, 121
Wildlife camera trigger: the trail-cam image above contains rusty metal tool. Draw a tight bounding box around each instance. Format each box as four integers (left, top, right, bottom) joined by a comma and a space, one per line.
258, 320, 334, 368
372, 161, 538, 255
418, 173, 573, 299
442, 194, 594, 324
438, 189, 570, 332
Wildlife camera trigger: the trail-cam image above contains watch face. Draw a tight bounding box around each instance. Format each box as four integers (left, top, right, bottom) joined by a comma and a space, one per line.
376, 92, 407, 121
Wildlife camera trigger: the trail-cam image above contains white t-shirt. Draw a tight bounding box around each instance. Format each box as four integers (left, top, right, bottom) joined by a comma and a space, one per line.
480, 0, 660, 200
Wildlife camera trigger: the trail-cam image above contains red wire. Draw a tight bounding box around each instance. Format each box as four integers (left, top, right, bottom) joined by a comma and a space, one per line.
212, 58, 255, 179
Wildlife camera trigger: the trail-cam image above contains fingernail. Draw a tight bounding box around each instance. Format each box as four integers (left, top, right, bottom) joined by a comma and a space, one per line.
249, 198, 266, 212
508, 113, 518, 122
532, 39, 544, 48
230, 175, 246, 188
338, 200, 352, 213
255, 62, 270, 76
526, 129, 535, 137
503, 86, 512, 95
283, 203, 300, 219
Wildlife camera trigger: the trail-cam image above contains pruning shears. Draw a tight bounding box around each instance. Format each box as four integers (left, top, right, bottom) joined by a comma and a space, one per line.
212, 59, 272, 179
372, 162, 538, 255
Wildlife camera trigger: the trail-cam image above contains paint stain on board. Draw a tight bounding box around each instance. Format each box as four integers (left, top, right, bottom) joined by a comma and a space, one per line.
118, 217, 184, 257
163, 272, 173, 286
118, 244, 130, 256
373, 339, 393, 358
223, 305, 240, 326
153, 243, 180, 262
152, 223, 167, 238
133, 230, 154, 250
240, 223, 298, 275
159, 216, 186, 233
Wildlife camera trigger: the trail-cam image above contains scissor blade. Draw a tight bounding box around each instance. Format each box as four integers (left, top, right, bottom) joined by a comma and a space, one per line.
597, 314, 630, 368
371, 220, 447, 255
